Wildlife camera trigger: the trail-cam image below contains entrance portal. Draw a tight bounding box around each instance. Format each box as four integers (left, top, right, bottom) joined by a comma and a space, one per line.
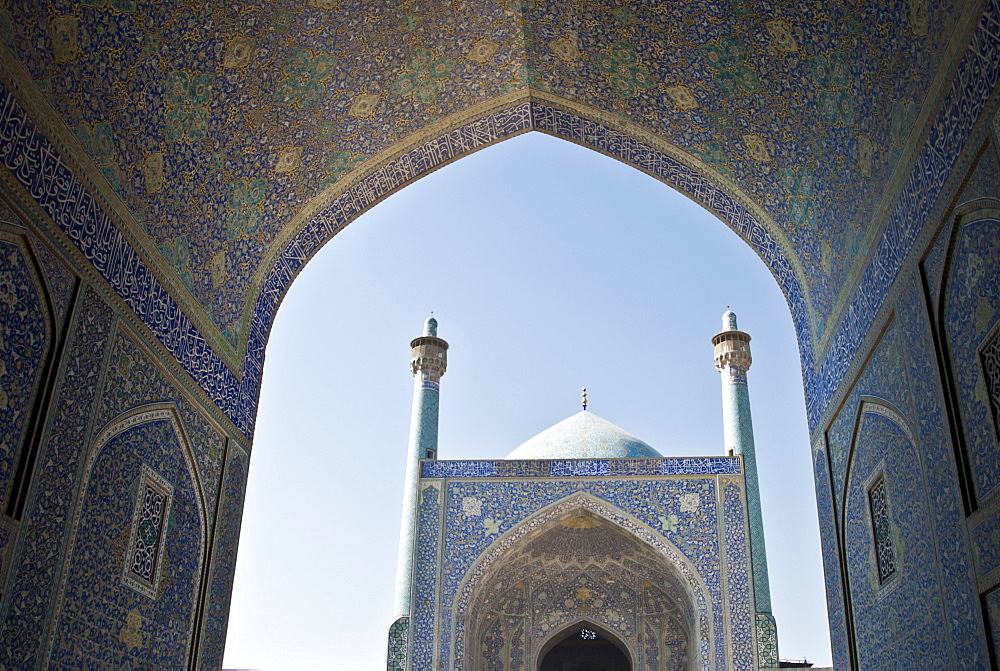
539, 626, 631, 671
465, 507, 696, 669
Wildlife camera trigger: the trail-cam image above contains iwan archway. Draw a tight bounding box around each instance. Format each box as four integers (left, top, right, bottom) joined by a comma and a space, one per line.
462, 507, 700, 670
0, 1, 997, 668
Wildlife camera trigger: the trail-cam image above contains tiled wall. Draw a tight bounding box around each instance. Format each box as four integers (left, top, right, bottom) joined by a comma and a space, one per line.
407, 463, 755, 670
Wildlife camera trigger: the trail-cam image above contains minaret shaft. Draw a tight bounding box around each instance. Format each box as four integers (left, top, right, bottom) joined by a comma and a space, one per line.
713, 313, 772, 616
392, 319, 447, 620
719, 361, 772, 614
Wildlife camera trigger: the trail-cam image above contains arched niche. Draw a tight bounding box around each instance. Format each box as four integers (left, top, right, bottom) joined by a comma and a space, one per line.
841, 399, 950, 667
45, 404, 208, 668
936, 202, 1000, 505
0, 224, 58, 517
461, 505, 699, 671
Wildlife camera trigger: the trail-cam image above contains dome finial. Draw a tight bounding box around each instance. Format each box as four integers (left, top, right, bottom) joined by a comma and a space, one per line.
424, 314, 438, 337
581, 387, 588, 411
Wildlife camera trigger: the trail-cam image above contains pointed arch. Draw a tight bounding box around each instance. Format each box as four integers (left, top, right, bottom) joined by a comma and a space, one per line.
44, 402, 209, 667
856, 398, 919, 446
84, 402, 211, 527
839, 395, 953, 667
0, 223, 60, 521
933, 199, 1000, 510
839, 395, 920, 542
536, 619, 635, 671
453, 491, 711, 670
244, 100, 815, 439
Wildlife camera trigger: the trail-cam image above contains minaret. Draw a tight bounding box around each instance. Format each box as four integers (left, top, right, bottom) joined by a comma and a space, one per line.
392, 316, 448, 621
713, 311, 778, 665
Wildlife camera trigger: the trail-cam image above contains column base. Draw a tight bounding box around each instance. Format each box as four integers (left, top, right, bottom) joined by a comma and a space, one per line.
755, 611, 779, 668
387, 616, 409, 671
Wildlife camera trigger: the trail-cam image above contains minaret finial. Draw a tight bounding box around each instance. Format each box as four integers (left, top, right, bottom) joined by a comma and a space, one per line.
581, 387, 588, 411
424, 314, 438, 337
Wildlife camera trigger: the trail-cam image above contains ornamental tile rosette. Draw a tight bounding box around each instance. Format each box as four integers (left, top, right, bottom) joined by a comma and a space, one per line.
592, 42, 653, 98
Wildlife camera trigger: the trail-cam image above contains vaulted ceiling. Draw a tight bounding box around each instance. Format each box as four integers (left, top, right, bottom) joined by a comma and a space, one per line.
0, 0, 980, 430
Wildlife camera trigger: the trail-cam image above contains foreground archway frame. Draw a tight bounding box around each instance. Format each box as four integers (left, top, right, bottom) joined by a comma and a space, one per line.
1, 74, 810, 437
1, 2, 1000, 669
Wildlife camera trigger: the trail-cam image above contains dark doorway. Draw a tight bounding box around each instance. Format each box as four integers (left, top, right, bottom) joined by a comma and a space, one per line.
539, 627, 631, 671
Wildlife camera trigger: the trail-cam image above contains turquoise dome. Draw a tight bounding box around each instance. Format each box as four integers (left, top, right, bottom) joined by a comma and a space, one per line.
506, 411, 662, 460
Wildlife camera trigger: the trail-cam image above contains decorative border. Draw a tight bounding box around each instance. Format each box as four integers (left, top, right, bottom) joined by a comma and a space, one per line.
421, 457, 742, 479
121, 463, 174, 599
0, 88, 250, 433
861, 401, 919, 447
409, 483, 441, 669
722, 480, 756, 669
755, 613, 779, 669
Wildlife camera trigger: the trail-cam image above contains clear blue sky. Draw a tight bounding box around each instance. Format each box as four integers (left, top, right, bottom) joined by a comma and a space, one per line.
222, 132, 831, 668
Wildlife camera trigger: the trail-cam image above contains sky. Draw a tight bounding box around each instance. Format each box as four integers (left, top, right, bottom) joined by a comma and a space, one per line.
222, 131, 832, 669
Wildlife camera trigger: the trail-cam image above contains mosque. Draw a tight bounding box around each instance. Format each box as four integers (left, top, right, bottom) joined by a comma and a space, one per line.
0, 1, 997, 668
388, 313, 779, 670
